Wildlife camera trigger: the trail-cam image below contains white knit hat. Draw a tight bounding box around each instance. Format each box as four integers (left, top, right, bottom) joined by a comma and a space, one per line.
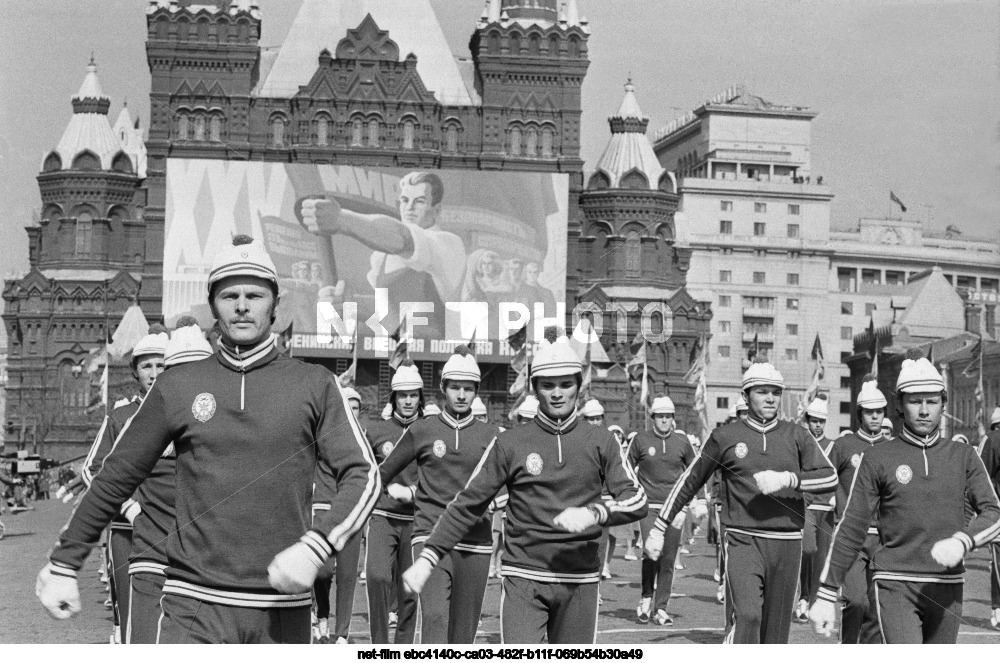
471, 397, 487, 417
895, 349, 945, 394
735, 394, 749, 413
518, 394, 539, 418
132, 330, 169, 361
580, 399, 605, 417
423, 403, 441, 417
727, 403, 738, 419
391, 360, 424, 391
805, 397, 828, 420
649, 396, 675, 415
991, 407, 1000, 426
742, 356, 784, 390
208, 235, 278, 291
381, 403, 393, 420
342, 386, 362, 404
857, 377, 888, 409
881, 418, 893, 432
441, 346, 480, 383
164, 325, 212, 367
531, 336, 582, 379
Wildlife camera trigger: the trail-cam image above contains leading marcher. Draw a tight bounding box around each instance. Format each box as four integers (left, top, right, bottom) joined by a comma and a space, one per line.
811, 350, 1000, 643
35, 235, 380, 644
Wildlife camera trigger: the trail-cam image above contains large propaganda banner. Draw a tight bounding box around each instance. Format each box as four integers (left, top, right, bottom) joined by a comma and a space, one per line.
163, 160, 568, 361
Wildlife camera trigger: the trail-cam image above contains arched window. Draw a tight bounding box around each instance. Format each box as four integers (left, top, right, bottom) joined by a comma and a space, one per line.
367, 118, 380, 147
548, 35, 561, 56
210, 114, 223, 141
445, 124, 459, 153
625, 230, 641, 277
178, 114, 190, 140
43, 152, 62, 172
194, 112, 206, 140
316, 116, 329, 146
402, 119, 415, 150
71, 151, 100, 170
509, 126, 522, 156
270, 116, 286, 147
76, 211, 93, 257
60, 360, 89, 411
525, 126, 538, 156
351, 118, 363, 146
541, 126, 554, 157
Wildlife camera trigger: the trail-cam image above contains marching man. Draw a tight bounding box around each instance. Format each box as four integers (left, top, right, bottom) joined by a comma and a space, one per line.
36, 236, 379, 643
645, 356, 837, 643
402, 334, 647, 643
629, 395, 699, 626
811, 350, 1000, 643
795, 396, 835, 624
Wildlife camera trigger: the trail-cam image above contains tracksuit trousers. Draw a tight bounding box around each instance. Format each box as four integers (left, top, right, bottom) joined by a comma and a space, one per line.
156, 593, 311, 644
107, 526, 132, 644
991, 544, 1000, 611
314, 530, 363, 641
412, 542, 490, 644
799, 510, 835, 605
127, 572, 165, 644
500, 576, 599, 644
366, 514, 418, 644
639, 511, 682, 613
840, 533, 882, 644
874, 580, 962, 644
724, 530, 801, 644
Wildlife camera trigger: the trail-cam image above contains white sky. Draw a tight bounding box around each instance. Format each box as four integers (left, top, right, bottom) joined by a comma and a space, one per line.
1, 0, 998, 281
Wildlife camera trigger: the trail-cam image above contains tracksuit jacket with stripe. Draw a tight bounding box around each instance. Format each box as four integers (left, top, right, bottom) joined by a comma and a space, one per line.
827, 430, 884, 533
82, 398, 141, 531
655, 418, 838, 537
49, 336, 380, 609
818, 427, 1000, 602
628, 430, 695, 509
804, 436, 835, 514
379, 410, 499, 553
367, 415, 419, 520
128, 447, 177, 576
419, 411, 648, 583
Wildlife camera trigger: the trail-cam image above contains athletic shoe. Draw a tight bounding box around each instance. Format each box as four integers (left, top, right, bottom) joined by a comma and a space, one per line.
489, 567, 497, 579
652, 610, 673, 626
335, 636, 349, 644
317, 618, 329, 642
311, 610, 318, 626
679, 547, 690, 555
623, 547, 638, 561
104, 597, 113, 609
636, 596, 652, 623
602, 564, 612, 579
716, 585, 725, 604
388, 611, 398, 626
793, 599, 809, 623
713, 570, 721, 583
991, 608, 1000, 630
674, 561, 684, 570
0, 521, 5, 540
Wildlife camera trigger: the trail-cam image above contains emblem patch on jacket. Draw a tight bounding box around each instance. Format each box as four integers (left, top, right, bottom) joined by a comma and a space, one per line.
851, 454, 862, 468
381, 441, 394, 457
433, 440, 447, 458
895, 464, 912, 485
735, 442, 748, 459
648, 447, 656, 456
192, 393, 216, 423
526, 453, 543, 476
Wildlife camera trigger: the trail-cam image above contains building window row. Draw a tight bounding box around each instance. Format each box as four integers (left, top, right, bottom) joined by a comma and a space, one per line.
264, 114, 461, 152
507, 123, 556, 158
176, 110, 225, 142
718, 220, 801, 238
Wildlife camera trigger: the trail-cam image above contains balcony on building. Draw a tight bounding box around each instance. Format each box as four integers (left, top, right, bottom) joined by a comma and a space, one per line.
742, 330, 775, 344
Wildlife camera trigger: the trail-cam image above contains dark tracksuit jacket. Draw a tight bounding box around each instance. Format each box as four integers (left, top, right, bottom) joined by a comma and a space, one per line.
50, 337, 380, 611
655, 417, 837, 644
981, 429, 1000, 611
83, 398, 141, 530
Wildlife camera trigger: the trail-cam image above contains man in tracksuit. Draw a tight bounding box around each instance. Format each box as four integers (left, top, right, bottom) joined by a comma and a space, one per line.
80, 328, 168, 644
820, 377, 886, 643
363, 360, 423, 644
378, 346, 498, 644
812, 351, 1000, 643
645, 356, 838, 644
126, 322, 213, 643
629, 395, 695, 626
982, 407, 1000, 629
36, 235, 380, 644
312, 386, 366, 644
795, 397, 835, 624
403, 334, 647, 644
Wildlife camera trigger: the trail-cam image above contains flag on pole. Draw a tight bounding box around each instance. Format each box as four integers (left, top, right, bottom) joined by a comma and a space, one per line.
506, 323, 531, 421
868, 318, 879, 380
339, 324, 359, 387
797, 335, 826, 422
974, 304, 988, 443
86, 364, 109, 414
684, 335, 710, 442
577, 318, 594, 406
388, 319, 409, 371
890, 190, 907, 213
107, 304, 150, 360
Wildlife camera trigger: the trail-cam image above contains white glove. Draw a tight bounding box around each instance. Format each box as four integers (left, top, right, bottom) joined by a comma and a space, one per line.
402, 557, 435, 595
299, 197, 342, 236
753, 470, 796, 495
55, 486, 67, 499
690, 499, 708, 520
267, 531, 331, 594
671, 510, 687, 529
387, 483, 414, 503
36, 562, 81, 620
644, 528, 665, 561
809, 596, 836, 637
122, 501, 141, 525
61, 491, 76, 504
930, 536, 967, 568
553, 506, 599, 533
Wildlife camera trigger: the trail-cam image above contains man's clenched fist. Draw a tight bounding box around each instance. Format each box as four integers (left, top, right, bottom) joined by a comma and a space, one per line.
299, 197, 342, 236
402, 557, 434, 595
36, 562, 81, 620
267, 532, 331, 594
930, 536, 966, 568
809, 597, 836, 637
644, 529, 665, 561
753, 470, 795, 495
553, 507, 598, 533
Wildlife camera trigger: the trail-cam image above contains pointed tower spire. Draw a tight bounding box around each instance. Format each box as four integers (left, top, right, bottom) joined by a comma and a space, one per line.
73, 56, 110, 114
592, 78, 663, 190
50, 58, 124, 172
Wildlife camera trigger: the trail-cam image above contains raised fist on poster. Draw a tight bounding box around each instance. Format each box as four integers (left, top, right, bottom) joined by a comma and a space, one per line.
299, 197, 342, 236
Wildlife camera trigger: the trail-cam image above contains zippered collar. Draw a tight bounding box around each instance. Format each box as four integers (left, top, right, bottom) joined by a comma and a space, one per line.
439, 408, 475, 430
534, 410, 579, 436
743, 416, 778, 435
216, 334, 279, 373
855, 429, 883, 445
898, 425, 941, 449
393, 411, 419, 427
